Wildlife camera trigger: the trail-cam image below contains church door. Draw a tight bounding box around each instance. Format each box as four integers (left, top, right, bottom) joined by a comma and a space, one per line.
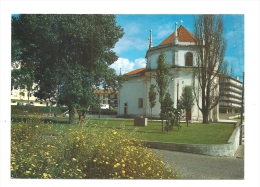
186, 110, 191, 120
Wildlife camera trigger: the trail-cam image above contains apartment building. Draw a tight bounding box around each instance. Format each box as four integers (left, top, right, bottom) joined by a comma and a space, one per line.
93, 89, 118, 109
219, 74, 243, 114
11, 61, 53, 107
11, 83, 52, 106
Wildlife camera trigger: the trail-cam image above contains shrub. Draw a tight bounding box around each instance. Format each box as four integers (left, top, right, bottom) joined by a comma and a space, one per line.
11, 120, 179, 179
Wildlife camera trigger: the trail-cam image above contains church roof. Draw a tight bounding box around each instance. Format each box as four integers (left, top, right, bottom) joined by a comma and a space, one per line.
159, 25, 198, 46
126, 68, 146, 76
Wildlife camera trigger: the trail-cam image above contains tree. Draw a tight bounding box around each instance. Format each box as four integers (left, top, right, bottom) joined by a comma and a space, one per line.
161, 92, 174, 115
220, 60, 234, 78
161, 91, 174, 132
148, 84, 157, 120
155, 52, 171, 131
192, 14, 226, 124
179, 86, 194, 127
12, 14, 125, 124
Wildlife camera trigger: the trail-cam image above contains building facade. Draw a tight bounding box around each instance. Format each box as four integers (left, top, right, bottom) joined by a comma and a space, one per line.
11, 83, 49, 106
118, 23, 219, 122
94, 89, 118, 109
219, 74, 243, 114
11, 61, 49, 106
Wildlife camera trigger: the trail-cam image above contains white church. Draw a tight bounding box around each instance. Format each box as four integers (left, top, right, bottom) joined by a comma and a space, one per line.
117, 22, 219, 122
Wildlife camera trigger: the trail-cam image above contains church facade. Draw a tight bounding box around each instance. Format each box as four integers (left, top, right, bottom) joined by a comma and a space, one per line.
117, 23, 219, 122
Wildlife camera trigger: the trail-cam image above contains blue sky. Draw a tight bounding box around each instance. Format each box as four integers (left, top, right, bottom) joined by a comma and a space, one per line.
111, 14, 244, 80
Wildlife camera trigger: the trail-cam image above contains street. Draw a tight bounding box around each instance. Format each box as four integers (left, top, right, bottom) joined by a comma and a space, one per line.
150, 149, 244, 179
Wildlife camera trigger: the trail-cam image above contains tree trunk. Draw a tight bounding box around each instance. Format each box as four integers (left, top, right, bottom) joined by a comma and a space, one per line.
202, 111, 209, 124
68, 103, 75, 124
151, 108, 153, 121
161, 119, 164, 132
186, 119, 189, 127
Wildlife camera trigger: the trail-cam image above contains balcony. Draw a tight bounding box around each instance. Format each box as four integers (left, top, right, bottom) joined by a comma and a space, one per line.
221, 93, 242, 100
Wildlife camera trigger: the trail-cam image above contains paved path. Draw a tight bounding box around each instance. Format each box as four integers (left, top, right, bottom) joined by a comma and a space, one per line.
150, 149, 244, 179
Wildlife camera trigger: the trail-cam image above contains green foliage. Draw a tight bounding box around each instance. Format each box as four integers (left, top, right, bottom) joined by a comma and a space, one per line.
162, 92, 174, 112
154, 52, 171, 131
155, 52, 171, 107
179, 86, 194, 111
12, 14, 125, 124
179, 86, 194, 127
148, 84, 157, 119
11, 120, 179, 179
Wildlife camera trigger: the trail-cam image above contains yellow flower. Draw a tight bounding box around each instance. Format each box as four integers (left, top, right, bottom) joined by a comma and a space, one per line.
26, 171, 30, 174
77, 169, 81, 172
106, 162, 109, 165
122, 170, 125, 174
43, 173, 48, 178
113, 130, 117, 135
72, 158, 77, 162
93, 158, 97, 162
114, 163, 120, 168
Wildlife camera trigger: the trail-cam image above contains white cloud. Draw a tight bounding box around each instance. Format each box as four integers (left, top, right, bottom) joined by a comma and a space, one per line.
114, 36, 148, 55
156, 24, 173, 40
110, 57, 146, 75
113, 22, 149, 55
134, 58, 146, 69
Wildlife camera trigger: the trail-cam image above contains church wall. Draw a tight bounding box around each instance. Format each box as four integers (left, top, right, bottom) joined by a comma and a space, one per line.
149, 49, 172, 70
142, 69, 203, 121
118, 77, 146, 116
148, 46, 198, 69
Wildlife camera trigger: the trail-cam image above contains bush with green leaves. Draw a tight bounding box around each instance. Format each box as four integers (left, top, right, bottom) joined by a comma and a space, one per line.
11, 119, 179, 179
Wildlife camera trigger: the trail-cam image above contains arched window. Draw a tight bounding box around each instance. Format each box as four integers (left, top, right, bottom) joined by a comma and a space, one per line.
185, 52, 193, 66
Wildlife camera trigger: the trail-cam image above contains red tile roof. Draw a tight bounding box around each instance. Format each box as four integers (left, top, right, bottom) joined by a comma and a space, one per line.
126, 68, 146, 76
159, 25, 198, 46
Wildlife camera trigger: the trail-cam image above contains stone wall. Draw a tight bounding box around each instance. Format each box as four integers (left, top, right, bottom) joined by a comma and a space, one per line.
144, 121, 241, 157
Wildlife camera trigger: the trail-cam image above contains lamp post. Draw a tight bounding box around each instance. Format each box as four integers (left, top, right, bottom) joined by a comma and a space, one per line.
239, 72, 244, 145
240, 72, 244, 124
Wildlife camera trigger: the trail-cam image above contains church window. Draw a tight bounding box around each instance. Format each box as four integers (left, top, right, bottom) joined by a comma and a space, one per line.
185, 52, 193, 66
138, 98, 143, 108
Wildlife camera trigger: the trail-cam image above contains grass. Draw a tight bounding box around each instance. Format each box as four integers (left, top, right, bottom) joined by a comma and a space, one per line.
22, 117, 235, 145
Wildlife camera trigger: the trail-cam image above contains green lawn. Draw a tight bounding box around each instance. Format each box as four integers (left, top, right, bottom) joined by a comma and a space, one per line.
38, 117, 235, 145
